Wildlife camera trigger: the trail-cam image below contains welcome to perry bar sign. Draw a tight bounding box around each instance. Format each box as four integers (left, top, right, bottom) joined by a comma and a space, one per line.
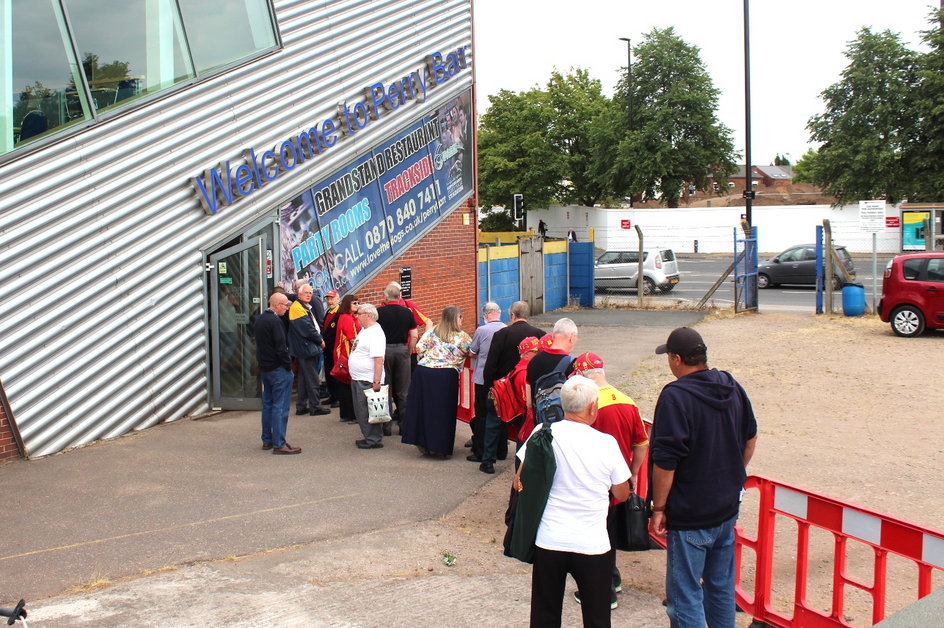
277, 89, 473, 297
192, 46, 471, 215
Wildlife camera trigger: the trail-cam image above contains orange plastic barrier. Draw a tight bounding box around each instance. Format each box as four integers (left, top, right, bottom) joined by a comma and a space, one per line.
735, 475, 944, 627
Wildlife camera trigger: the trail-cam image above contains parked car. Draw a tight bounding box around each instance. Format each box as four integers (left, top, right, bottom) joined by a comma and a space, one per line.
877, 252, 944, 337
757, 244, 856, 290
594, 248, 680, 294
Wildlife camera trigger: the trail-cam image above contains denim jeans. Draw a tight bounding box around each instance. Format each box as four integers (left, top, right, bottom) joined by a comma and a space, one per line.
665, 515, 737, 628
261, 367, 294, 448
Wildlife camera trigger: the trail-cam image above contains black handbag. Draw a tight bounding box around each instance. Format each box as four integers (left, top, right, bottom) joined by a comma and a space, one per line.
610, 493, 651, 552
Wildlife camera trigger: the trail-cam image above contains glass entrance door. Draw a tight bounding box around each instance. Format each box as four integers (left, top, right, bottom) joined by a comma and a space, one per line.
210, 237, 265, 409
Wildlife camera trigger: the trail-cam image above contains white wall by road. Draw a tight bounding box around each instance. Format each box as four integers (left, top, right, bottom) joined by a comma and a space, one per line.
533, 204, 902, 254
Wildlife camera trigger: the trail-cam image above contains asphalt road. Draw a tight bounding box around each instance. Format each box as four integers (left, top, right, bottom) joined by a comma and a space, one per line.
595, 253, 896, 311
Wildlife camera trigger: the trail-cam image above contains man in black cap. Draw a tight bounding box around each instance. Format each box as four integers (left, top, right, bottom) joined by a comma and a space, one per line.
649, 327, 757, 628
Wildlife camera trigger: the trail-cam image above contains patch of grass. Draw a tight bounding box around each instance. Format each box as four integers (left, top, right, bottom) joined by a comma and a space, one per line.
140, 565, 179, 577
69, 576, 112, 594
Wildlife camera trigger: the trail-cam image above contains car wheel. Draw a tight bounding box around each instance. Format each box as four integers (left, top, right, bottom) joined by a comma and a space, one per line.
643, 277, 656, 295
757, 273, 770, 289
659, 284, 675, 294
891, 305, 925, 337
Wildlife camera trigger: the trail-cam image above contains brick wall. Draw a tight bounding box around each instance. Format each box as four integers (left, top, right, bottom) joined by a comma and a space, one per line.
0, 381, 22, 462
356, 198, 480, 336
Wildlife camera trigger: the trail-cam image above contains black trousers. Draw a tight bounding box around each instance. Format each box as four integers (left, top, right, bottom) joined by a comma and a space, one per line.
530, 546, 612, 628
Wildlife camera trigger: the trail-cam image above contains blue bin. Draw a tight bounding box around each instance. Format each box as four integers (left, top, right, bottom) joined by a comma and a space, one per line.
842, 283, 865, 316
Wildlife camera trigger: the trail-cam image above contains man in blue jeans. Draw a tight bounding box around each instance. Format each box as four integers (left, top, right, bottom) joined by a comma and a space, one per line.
649, 327, 757, 627
253, 293, 301, 455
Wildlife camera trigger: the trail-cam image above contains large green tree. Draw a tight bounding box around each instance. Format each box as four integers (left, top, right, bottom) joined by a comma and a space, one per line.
477, 88, 562, 209
614, 28, 737, 208
906, 9, 944, 201
806, 28, 917, 204
790, 148, 819, 184
477, 68, 614, 209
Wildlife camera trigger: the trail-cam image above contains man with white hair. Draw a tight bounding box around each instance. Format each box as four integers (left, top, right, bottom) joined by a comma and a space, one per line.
525, 317, 579, 409
517, 375, 631, 627
467, 301, 505, 472
348, 303, 386, 450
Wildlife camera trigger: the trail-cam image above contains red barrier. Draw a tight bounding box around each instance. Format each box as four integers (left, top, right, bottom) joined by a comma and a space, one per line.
735, 476, 944, 627
456, 356, 474, 423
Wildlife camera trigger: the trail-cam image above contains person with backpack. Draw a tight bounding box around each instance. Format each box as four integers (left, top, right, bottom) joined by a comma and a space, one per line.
526, 318, 579, 411
517, 375, 631, 628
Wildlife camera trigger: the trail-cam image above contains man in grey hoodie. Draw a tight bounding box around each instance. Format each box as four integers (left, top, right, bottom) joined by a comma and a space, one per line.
649, 327, 757, 628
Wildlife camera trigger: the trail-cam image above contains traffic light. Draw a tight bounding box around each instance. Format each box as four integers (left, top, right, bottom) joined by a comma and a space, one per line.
512, 193, 524, 222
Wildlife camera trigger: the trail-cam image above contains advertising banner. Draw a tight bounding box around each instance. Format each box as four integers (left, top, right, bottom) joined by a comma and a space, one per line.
280, 89, 473, 295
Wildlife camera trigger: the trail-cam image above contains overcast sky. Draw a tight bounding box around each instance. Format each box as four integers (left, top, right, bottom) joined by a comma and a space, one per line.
472, 0, 937, 166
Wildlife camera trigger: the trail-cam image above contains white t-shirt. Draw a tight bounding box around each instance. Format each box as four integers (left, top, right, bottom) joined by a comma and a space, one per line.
517, 420, 630, 555
349, 323, 387, 383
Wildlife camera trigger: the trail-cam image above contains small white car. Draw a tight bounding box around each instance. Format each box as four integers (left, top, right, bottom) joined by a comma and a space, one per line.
594, 249, 681, 294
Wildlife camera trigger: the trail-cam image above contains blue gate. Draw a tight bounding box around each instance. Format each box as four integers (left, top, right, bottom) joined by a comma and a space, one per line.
734, 226, 758, 312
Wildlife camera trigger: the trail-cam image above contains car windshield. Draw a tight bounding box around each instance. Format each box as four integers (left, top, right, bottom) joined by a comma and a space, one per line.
598, 251, 646, 264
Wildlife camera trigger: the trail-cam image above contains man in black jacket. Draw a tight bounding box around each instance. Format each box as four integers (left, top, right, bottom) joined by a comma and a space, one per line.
481, 301, 545, 461
253, 293, 301, 455
649, 327, 757, 628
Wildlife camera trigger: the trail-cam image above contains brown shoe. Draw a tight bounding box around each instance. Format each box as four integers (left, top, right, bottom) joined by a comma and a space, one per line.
262, 443, 273, 450
272, 444, 302, 455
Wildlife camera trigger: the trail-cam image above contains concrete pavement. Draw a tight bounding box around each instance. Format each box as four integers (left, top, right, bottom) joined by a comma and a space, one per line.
0, 308, 701, 626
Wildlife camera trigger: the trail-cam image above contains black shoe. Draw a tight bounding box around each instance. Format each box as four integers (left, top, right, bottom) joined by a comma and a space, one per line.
295, 407, 308, 415
355, 439, 383, 449
382, 423, 392, 436
330, 400, 340, 408
479, 462, 495, 474
466, 454, 483, 463
463, 439, 473, 448
310, 407, 330, 416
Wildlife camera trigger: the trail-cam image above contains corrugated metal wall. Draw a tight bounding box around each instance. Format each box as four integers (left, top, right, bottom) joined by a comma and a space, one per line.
0, 0, 473, 458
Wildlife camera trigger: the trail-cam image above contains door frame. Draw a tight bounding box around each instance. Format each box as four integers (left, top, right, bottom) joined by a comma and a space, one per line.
209, 236, 266, 409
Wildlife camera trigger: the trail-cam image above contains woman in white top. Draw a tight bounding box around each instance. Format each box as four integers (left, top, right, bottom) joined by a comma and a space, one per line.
517, 375, 631, 628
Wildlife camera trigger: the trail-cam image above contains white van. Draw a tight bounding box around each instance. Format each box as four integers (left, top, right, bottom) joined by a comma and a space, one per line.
594, 249, 681, 294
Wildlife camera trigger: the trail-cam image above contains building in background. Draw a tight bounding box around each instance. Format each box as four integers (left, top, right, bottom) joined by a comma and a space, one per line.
0, 0, 477, 459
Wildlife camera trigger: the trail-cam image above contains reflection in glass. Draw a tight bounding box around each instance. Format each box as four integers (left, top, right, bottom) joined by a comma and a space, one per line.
4, 0, 90, 151
216, 245, 262, 399
177, 0, 277, 72
63, 0, 194, 111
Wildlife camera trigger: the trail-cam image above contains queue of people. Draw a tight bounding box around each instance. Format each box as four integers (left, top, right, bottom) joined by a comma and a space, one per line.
254, 284, 757, 628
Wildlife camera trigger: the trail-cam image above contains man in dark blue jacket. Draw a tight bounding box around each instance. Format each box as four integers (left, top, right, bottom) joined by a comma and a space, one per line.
288, 283, 330, 417
649, 327, 757, 628
254, 293, 301, 455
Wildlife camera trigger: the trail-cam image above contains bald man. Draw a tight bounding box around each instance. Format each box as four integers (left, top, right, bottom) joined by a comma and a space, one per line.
253, 292, 302, 455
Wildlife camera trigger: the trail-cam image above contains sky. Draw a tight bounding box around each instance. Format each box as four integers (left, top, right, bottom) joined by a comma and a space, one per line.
472, 0, 938, 166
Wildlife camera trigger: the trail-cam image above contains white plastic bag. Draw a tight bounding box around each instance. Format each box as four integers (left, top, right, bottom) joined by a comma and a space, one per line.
364, 385, 392, 424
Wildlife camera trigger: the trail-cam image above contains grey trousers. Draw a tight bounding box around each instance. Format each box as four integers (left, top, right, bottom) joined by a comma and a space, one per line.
296, 355, 323, 411
351, 379, 383, 446
384, 343, 411, 421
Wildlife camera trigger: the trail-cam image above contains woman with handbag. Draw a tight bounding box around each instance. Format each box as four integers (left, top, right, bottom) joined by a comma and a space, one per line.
400, 305, 471, 458
331, 294, 360, 423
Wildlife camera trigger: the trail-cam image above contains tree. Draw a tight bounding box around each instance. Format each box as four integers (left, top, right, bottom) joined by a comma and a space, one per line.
477, 88, 562, 209
478, 208, 516, 232
806, 28, 917, 204
906, 9, 944, 201
613, 28, 737, 208
773, 153, 791, 166
790, 148, 819, 184
545, 69, 612, 206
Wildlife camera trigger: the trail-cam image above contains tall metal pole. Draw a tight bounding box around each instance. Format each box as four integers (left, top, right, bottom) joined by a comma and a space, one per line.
619, 37, 632, 207
743, 0, 753, 226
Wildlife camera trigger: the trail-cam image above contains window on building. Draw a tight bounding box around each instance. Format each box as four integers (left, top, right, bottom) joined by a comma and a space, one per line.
1, 0, 278, 156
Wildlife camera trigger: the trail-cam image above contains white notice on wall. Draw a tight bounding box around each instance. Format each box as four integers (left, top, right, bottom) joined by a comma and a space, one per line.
859, 200, 886, 232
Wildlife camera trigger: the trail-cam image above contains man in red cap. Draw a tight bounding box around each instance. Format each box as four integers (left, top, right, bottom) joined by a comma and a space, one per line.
570, 351, 649, 610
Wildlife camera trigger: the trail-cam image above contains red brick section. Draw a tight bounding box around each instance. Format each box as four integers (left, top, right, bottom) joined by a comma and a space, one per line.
356, 197, 480, 337
0, 380, 23, 461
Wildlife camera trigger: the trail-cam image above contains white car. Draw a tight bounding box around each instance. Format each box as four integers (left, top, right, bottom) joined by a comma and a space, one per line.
594, 249, 681, 294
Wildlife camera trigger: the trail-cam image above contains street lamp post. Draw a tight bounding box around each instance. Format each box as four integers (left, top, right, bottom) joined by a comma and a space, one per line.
619, 37, 632, 207
743, 0, 753, 226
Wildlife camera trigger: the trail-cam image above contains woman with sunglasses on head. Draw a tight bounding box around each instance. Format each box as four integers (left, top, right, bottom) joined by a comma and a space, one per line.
332, 294, 361, 423
401, 305, 472, 458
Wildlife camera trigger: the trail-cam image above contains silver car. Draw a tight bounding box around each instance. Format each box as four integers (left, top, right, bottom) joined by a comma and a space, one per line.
594, 249, 681, 294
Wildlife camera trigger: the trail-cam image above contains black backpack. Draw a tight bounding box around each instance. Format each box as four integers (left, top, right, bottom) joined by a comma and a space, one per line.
533, 356, 574, 425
